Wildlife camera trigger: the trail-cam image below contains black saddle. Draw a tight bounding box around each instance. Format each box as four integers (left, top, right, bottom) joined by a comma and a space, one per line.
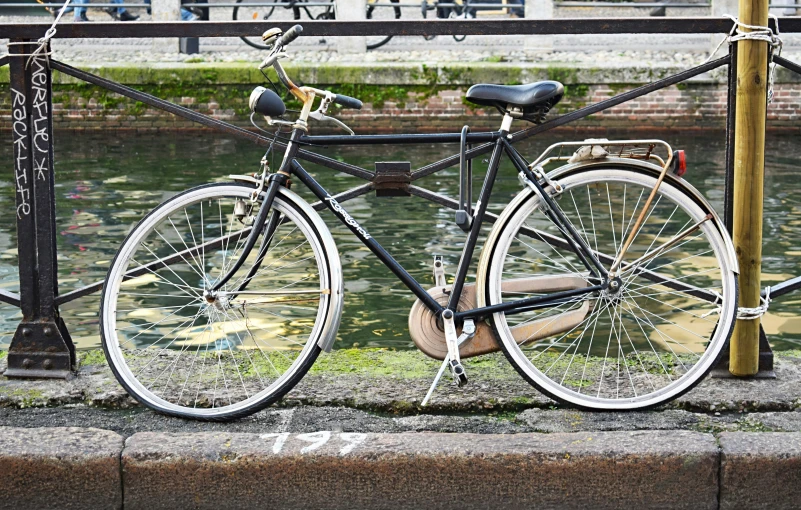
465, 81, 564, 123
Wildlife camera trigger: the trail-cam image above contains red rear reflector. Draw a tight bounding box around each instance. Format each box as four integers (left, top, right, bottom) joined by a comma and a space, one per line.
674, 150, 687, 177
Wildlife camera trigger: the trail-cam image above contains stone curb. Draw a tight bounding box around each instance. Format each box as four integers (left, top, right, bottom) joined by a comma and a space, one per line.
5, 426, 801, 509
0, 427, 123, 510
719, 432, 801, 510
122, 430, 718, 510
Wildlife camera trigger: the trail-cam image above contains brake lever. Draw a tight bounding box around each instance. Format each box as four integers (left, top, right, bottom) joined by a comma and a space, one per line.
309, 93, 355, 135
309, 111, 355, 135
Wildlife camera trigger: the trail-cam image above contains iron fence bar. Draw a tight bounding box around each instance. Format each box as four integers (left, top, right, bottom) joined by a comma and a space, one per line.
49, 60, 273, 144
556, 2, 709, 6
184, 1, 333, 4
9, 41, 38, 324
774, 55, 801, 76
54, 226, 253, 305
0, 3, 152, 6
763, 275, 801, 300
309, 182, 373, 211
5, 43, 75, 379
47, 56, 730, 308
410, 141, 494, 181
56, 182, 371, 306
724, 43, 737, 236
409, 58, 727, 181
296, 149, 375, 180
50, 60, 381, 181
408, 185, 719, 301
302, 132, 499, 146
0, 290, 21, 308
0, 1, 329, 5
3, 18, 801, 39
509, 54, 730, 144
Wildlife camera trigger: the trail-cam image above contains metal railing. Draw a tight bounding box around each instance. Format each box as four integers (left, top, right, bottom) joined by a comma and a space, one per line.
1, 18, 800, 380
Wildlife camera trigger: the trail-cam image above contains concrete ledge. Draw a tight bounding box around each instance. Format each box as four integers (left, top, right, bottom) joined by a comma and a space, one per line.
4, 349, 801, 415
720, 432, 801, 510
0, 427, 123, 510
122, 430, 718, 510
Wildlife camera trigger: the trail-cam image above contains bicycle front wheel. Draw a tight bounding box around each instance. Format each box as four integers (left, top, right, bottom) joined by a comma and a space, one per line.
101, 183, 342, 420
480, 165, 737, 410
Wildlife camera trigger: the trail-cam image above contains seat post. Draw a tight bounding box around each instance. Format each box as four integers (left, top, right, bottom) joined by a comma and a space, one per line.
499, 105, 520, 132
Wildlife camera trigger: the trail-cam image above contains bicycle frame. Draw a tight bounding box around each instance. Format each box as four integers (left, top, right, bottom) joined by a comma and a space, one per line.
224, 119, 608, 326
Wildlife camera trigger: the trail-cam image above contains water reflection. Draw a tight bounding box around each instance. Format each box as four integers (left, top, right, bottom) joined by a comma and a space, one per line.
1, 130, 800, 351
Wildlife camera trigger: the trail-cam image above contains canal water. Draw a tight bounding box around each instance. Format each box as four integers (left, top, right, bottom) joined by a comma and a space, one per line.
1, 130, 800, 351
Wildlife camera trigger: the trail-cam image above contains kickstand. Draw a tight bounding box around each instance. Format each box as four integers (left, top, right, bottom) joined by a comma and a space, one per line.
420, 319, 475, 407
422, 357, 450, 406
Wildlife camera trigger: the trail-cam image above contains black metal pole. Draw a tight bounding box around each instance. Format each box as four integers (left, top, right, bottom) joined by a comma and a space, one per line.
4, 42, 75, 379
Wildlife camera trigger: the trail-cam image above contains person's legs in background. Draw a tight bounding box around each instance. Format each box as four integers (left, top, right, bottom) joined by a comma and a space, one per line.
105, 0, 140, 21
72, 0, 90, 21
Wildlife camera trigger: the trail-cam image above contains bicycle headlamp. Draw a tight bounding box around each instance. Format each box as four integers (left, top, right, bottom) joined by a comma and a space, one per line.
249, 86, 286, 118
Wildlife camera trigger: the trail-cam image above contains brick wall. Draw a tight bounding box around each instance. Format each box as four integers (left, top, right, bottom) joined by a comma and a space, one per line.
2, 81, 801, 133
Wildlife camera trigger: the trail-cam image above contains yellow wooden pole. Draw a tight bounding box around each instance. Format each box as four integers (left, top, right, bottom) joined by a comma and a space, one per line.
730, 0, 770, 376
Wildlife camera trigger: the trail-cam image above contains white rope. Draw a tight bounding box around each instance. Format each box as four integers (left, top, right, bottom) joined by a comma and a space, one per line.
706, 15, 784, 103
737, 286, 772, 320
3, 0, 71, 65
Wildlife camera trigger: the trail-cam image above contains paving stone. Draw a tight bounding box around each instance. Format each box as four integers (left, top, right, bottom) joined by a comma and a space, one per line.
719, 432, 801, 510
517, 408, 703, 432
122, 430, 719, 510
0, 426, 123, 510
740, 411, 801, 431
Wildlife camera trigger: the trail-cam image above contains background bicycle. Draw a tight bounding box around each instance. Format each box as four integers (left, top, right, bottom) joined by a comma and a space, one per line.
233, 0, 401, 49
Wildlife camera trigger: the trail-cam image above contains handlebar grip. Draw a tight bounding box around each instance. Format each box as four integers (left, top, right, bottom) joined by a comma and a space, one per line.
279, 24, 303, 46
334, 94, 363, 110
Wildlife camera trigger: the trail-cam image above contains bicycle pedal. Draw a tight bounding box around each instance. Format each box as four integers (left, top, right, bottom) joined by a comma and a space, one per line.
449, 359, 468, 387
433, 255, 446, 287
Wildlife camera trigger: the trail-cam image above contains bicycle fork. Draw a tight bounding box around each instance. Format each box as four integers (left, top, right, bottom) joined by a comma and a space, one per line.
210, 172, 289, 295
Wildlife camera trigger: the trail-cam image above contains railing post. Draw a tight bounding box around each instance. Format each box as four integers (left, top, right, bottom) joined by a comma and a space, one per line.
4, 41, 75, 379
525, 0, 554, 51
151, 0, 182, 52
729, 0, 770, 376
336, 0, 367, 53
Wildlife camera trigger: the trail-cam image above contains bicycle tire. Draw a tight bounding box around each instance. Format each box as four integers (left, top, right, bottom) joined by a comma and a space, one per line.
478, 164, 738, 410
101, 182, 342, 421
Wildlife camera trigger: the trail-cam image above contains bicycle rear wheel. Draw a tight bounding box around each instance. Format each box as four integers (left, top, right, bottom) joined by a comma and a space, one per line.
480, 165, 737, 410
101, 183, 342, 420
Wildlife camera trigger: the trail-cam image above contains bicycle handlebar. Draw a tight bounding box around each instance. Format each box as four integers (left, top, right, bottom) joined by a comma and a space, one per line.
334, 94, 363, 110
279, 24, 303, 47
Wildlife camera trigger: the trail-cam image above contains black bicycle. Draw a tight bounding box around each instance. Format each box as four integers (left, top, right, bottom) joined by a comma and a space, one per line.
100, 25, 739, 420
234, 0, 401, 50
